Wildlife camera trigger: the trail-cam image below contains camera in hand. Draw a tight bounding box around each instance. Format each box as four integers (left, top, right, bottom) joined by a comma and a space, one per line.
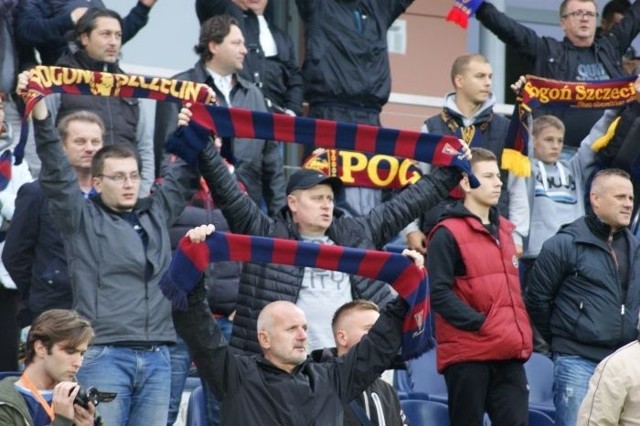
73, 386, 117, 409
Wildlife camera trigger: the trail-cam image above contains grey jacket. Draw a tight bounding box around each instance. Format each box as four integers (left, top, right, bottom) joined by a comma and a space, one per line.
197, 143, 461, 353
34, 114, 199, 345
154, 60, 286, 215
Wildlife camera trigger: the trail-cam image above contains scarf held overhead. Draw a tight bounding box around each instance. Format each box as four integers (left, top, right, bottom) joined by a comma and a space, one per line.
170, 103, 479, 186
18, 66, 215, 164
504, 75, 637, 177
161, 231, 433, 361
21, 67, 477, 186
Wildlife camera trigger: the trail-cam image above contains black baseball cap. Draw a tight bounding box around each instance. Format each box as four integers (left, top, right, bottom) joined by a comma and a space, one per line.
286, 169, 343, 195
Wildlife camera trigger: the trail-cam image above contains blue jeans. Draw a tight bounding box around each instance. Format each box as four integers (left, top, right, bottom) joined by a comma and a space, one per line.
553, 354, 597, 426
167, 337, 191, 425
77, 345, 171, 426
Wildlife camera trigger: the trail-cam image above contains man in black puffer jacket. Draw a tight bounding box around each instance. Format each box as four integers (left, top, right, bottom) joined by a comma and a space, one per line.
191, 128, 467, 354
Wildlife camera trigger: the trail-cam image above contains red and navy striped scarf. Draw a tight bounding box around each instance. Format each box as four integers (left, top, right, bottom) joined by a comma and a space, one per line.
504, 74, 637, 177
21, 67, 478, 185
161, 231, 433, 361
171, 103, 478, 183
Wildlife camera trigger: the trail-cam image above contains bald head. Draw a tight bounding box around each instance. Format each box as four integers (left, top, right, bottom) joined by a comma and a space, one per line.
257, 301, 308, 373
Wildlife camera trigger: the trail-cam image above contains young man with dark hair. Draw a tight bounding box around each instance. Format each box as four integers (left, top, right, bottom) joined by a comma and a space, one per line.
0, 309, 96, 426
44, 8, 155, 194
17, 70, 200, 426
154, 14, 286, 214
426, 147, 533, 426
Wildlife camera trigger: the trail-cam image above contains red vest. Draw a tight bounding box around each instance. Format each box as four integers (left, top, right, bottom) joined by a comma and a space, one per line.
432, 216, 532, 372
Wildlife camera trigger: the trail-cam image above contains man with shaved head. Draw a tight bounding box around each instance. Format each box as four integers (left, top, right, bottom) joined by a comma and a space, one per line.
526, 168, 640, 426
173, 224, 423, 426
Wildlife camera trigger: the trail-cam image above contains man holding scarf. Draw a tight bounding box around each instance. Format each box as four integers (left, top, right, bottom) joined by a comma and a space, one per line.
171, 105, 470, 355
473, 0, 640, 147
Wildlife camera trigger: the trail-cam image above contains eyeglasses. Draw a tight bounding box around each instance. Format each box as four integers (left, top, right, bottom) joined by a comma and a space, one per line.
99, 173, 141, 184
562, 10, 599, 19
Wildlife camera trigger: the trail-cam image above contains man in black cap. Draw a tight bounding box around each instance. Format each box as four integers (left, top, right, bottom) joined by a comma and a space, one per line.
189, 111, 471, 353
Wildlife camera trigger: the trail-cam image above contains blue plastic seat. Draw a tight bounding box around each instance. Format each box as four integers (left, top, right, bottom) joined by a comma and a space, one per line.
397, 349, 448, 403
524, 353, 556, 419
186, 386, 207, 426
529, 408, 555, 426
401, 399, 450, 426
0, 371, 21, 380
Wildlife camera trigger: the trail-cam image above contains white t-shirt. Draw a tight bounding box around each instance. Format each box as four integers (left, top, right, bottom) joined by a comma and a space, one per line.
296, 235, 352, 351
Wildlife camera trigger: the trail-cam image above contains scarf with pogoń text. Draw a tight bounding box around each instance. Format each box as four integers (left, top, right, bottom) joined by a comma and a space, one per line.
169, 103, 479, 186
504, 75, 637, 177
20, 67, 477, 186
302, 149, 423, 189
160, 231, 433, 361
18, 66, 214, 164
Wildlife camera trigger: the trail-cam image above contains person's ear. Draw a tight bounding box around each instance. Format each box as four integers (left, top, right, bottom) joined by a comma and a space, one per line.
459, 172, 471, 193
287, 194, 297, 213
92, 176, 103, 193
34, 340, 47, 359
258, 330, 270, 350
335, 329, 348, 348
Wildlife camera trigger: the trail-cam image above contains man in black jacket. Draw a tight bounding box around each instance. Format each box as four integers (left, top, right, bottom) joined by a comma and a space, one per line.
155, 15, 286, 214
173, 223, 419, 426
45, 8, 155, 193
525, 168, 640, 426
295, 0, 415, 216
475, 0, 640, 147
176, 104, 469, 355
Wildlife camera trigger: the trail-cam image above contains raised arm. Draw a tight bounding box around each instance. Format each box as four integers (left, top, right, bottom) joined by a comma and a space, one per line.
475, 1, 543, 59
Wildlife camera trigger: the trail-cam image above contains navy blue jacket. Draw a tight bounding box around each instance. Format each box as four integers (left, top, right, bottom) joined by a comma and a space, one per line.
525, 216, 640, 362
2, 181, 71, 327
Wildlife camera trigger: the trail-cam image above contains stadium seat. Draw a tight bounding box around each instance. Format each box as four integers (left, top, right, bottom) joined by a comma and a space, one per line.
405, 349, 448, 403
529, 408, 555, 426
0, 371, 21, 380
401, 399, 450, 426
524, 353, 556, 419
186, 385, 207, 426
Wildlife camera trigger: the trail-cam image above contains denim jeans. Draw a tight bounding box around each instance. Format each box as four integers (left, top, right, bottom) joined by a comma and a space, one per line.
77, 345, 171, 426
167, 337, 191, 425
553, 354, 598, 426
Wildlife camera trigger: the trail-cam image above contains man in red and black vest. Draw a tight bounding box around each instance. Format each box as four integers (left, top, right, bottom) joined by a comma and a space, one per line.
426, 147, 532, 426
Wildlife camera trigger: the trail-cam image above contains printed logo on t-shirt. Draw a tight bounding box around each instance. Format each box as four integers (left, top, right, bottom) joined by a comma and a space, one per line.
534, 172, 578, 204
576, 63, 609, 81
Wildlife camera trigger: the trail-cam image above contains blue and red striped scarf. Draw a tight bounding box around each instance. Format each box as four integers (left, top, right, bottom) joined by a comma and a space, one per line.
505, 75, 637, 177
446, 0, 485, 28
0, 150, 12, 191
169, 103, 478, 185
20, 67, 477, 186
161, 231, 433, 361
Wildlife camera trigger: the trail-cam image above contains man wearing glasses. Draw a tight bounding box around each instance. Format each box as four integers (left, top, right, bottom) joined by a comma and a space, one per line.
475, 0, 640, 147
15, 71, 200, 426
